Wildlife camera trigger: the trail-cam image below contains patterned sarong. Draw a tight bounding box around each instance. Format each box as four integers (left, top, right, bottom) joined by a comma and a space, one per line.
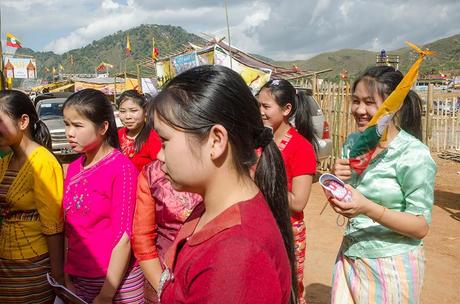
331, 246, 425, 304
0, 254, 54, 304
71, 265, 145, 303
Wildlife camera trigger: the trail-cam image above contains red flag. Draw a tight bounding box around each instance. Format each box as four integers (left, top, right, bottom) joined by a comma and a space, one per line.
96, 63, 106, 72
292, 64, 300, 73
152, 37, 159, 61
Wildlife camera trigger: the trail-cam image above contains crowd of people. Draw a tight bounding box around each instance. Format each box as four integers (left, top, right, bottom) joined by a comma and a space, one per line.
0, 63, 435, 304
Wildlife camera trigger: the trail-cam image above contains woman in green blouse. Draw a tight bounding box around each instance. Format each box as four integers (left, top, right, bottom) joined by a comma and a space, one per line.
330, 66, 436, 304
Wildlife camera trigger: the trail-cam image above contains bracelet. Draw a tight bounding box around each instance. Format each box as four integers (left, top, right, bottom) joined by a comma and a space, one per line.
375, 206, 386, 222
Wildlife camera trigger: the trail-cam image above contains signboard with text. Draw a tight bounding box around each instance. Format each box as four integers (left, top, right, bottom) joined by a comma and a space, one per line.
3, 55, 37, 79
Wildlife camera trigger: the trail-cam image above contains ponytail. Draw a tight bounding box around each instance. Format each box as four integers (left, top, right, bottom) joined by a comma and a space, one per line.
154, 66, 299, 304
294, 91, 319, 153
397, 90, 422, 140
254, 141, 298, 304
134, 101, 154, 152
32, 120, 52, 151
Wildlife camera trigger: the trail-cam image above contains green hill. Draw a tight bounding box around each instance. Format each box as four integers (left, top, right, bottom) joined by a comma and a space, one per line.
277, 48, 377, 79
276, 33, 460, 80
16, 24, 206, 79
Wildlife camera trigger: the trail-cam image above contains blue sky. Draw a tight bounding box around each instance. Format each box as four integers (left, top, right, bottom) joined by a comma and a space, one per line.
1, 0, 459, 60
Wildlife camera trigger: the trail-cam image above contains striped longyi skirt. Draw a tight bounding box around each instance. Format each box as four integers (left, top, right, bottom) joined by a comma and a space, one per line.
331, 246, 425, 304
70, 264, 144, 303
0, 253, 54, 304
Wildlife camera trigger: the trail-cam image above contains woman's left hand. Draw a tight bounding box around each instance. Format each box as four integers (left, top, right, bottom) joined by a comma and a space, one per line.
329, 184, 371, 218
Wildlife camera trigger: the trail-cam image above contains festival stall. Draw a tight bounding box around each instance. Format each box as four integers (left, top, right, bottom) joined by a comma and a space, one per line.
156, 40, 310, 93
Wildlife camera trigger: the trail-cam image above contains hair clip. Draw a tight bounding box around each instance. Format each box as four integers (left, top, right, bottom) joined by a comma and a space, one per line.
271, 79, 281, 86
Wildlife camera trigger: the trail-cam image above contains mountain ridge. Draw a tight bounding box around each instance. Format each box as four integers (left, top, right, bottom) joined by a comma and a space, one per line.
14, 27, 460, 80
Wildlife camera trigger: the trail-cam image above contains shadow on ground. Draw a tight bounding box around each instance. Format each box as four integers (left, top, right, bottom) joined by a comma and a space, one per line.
304, 283, 331, 304
434, 190, 460, 221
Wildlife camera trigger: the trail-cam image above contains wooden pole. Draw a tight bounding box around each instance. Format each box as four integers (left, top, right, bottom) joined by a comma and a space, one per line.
137, 63, 142, 93
451, 97, 456, 150
0, 6, 5, 90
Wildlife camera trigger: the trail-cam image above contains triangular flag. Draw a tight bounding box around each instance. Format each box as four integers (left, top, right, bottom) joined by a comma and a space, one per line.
96, 63, 106, 72
6, 33, 22, 48
152, 37, 159, 61
125, 34, 132, 57
348, 41, 435, 175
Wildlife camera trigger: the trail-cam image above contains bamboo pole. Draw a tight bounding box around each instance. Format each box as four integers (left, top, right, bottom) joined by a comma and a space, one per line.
0, 6, 5, 90
451, 98, 455, 150
443, 99, 448, 150
435, 105, 439, 152
136, 63, 142, 93
224, 0, 232, 69
425, 84, 433, 145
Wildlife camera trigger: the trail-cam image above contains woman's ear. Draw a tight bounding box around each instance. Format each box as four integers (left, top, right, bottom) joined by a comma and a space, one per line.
99, 121, 110, 136
18, 114, 30, 131
282, 103, 293, 117
208, 124, 228, 160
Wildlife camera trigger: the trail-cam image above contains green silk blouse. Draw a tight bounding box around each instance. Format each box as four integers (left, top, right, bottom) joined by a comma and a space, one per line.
340, 130, 436, 258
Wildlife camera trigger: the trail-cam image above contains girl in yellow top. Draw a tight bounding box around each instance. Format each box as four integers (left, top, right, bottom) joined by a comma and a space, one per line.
0, 90, 64, 304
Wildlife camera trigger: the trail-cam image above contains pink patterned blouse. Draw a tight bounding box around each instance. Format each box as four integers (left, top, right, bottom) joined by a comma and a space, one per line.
132, 160, 202, 262
63, 149, 138, 278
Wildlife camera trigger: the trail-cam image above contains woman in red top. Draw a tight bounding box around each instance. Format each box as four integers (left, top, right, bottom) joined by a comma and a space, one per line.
153, 65, 297, 303
117, 90, 161, 171
259, 79, 317, 303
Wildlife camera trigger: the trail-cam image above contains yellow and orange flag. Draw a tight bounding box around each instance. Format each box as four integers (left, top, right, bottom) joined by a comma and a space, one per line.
125, 34, 132, 57
348, 42, 435, 174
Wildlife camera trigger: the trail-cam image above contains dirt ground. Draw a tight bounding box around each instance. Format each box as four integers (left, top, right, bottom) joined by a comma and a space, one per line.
302, 155, 460, 304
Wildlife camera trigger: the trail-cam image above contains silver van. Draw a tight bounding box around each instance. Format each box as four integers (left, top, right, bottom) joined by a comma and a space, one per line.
294, 88, 332, 162
35, 98, 75, 155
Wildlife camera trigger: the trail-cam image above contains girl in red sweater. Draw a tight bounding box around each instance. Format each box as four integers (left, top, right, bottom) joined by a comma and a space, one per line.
117, 90, 161, 171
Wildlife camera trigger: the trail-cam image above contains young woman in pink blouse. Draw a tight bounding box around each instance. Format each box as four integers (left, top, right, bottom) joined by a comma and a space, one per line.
62, 89, 143, 303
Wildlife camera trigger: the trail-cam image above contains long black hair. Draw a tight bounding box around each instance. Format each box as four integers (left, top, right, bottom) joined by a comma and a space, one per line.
153, 65, 298, 303
260, 79, 318, 151
0, 90, 52, 150
63, 89, 120, 149
352, 66, 423, 140
295, 90, 319, 153
117, 90, 152, 152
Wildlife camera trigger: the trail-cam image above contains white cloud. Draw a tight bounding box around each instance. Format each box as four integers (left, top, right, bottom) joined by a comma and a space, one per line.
2, 0, 59, 11
101, 0, 121, 11
310, 0, 331, 24
42, 1, 223, 54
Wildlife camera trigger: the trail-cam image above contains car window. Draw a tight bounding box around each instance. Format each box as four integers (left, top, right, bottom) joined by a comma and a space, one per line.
305, 95, 322, 116
38, 103, 63, 117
